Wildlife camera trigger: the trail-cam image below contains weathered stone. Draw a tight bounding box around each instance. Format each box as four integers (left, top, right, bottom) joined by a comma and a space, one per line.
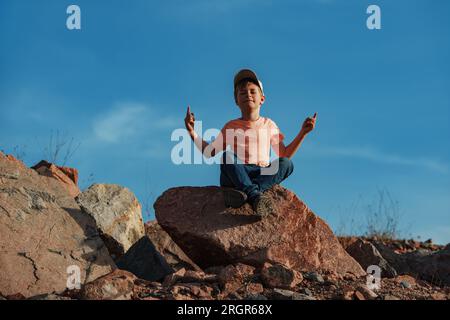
154, 185, 365, 277
373, 241, 450, 286
303, 271, 325, 283
218, 263, 255, 294
260, 263, 303, 289
430, 292, 447, 300
76, 184, 145, 260
355, 285, 378, 300
270, 288, 316, 300
81, 269, 136, 300
0, 153, 115, 298
145, 220, 201, 272
345, 238, 397, 278
354, 290, 366, 300
171, 283, 214, 300
32, 160, 80, 198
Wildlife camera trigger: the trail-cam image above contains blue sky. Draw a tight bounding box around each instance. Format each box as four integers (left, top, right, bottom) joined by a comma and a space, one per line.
1, 0, 449, 244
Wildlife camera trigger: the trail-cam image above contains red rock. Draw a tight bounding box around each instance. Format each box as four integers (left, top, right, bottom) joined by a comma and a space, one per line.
260, 262, 303, 289
218, 263, 255, 284
354, 290, 366, 300
218, 263, 255, 294
4, 154, 27, 170
163, 268, 187, 287
430, 292, 447, 300
154, 185, 365, 277
171, 283, 214, 300
355, 285, 378, 300
5, 293, 26, 300
245, 282, 264, 295
81, 269, 136, 300
145, 221, 202, 272
0, 154, 115, 298
31, 160, 80, 197
340, 284, 355, 300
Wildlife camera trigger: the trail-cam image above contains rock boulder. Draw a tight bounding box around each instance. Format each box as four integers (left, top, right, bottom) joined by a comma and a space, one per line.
154, 185, 365, 277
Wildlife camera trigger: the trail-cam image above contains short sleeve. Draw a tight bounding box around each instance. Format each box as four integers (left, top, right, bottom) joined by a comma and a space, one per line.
269, 119, 285, 146
206, 123, 228, 154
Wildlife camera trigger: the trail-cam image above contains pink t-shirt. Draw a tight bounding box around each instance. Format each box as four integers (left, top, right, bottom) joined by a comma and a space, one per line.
209, 117, 285, 167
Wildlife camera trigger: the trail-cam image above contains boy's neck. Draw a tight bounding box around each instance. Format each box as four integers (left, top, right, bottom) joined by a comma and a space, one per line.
240, 110, 261, 122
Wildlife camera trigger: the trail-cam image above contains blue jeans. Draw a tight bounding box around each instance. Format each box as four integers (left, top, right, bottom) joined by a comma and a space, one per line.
220, 151, 294, 202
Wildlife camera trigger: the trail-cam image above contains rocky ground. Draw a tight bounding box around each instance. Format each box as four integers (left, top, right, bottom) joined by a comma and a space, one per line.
0, 152, 449, 301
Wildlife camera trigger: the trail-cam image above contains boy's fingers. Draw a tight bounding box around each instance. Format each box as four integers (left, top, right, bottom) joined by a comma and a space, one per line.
313, 112, 317, 119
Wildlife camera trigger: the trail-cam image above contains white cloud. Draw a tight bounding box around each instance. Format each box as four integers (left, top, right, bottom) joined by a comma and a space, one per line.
92, 102, 178, 143
309, 145, 449, 174
93, 103, 147, 143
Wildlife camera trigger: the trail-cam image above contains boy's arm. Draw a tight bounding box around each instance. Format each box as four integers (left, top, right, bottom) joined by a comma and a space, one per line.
184, 106, 217, 158
275, 113, 317, 159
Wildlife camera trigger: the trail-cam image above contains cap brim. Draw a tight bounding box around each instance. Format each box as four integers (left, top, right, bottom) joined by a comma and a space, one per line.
234, 69, 259, 87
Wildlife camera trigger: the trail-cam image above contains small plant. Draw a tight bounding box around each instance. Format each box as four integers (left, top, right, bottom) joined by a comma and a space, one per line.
364, 188, 402, 240
12, 145, 27, 161
335, 187, 405, 241
41, 130, 81, 166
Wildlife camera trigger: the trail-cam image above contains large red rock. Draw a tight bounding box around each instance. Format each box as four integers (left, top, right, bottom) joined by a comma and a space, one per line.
0, 153, 115, 298
31, 160, 80, 198
154, 185, 365, 277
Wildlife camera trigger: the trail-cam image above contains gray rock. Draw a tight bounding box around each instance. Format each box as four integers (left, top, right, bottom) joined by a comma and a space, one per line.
145, 221, 201, 272
260, 263, 303, 289
76, 184, 145, 261
373, 241, 450, 286
345, 239, 397, 278
400, 280, 411, 289
303, 271, 324, 283
116, 236, 173, 282
271, 288, 316, 300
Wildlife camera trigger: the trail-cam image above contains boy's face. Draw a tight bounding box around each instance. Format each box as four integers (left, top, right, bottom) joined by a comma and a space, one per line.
236, 82, 265, 112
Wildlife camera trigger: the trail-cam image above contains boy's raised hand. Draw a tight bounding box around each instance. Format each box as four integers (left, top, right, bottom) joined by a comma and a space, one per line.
301, 112, 317, 135
184, 105, 196, 134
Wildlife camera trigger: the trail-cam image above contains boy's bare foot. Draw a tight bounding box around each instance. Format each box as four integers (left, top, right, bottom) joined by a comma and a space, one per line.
251, 194, 274, 217
222, 188, 248, 208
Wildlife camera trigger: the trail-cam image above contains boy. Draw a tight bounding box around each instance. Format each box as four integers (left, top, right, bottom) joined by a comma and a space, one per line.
184, 69, 317, 217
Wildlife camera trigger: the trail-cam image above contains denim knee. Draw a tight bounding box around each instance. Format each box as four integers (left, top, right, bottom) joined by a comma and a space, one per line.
278, 157, 294, 177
